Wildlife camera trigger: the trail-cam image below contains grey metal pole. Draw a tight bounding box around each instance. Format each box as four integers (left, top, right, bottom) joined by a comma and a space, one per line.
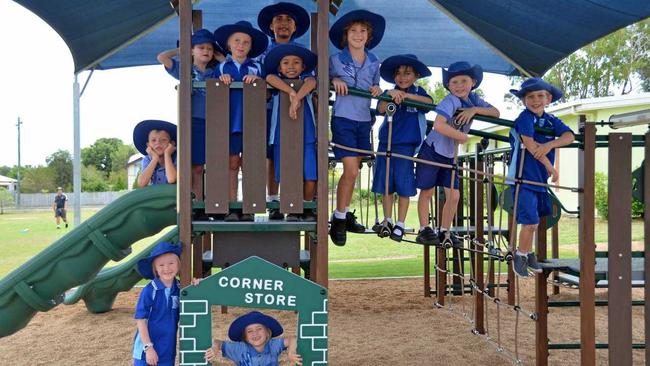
73, 74, 81, 226
16, 117, 21, 208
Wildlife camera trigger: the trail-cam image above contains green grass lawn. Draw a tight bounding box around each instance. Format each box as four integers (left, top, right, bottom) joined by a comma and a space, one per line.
0, 205, 644, 280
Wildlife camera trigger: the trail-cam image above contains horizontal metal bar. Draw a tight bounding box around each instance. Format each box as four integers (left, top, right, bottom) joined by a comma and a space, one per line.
548, 343, 645, 350
548, 300, 645, 307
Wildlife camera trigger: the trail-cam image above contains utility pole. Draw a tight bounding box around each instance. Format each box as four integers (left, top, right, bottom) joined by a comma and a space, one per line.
16, 117, 22, 208
73, 74, 81, 226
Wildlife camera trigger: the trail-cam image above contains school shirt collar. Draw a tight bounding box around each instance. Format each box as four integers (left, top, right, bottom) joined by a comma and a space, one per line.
524, 108, 552, 126
152, 277, 179, 291
224, 54, 255, 69
338, 47, 378, 64
245, 340, 273, 356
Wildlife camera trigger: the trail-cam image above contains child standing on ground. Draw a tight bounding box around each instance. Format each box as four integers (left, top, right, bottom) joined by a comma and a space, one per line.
264, 44, 318, 222
213, 21, 269, 222
157, 29, 224, 198
508, 78, 574, 277
205, 311, 301, 366
134, 120, 178, 186
257, 2, 311, 221
415, 61, 500, 247
328, 9, 386, 246
132, 242, 184, 366
371, 54, 432, 242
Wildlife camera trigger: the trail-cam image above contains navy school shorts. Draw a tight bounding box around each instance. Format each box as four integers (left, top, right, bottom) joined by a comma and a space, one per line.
415, 142, 459, 190
331, 116, 372, 160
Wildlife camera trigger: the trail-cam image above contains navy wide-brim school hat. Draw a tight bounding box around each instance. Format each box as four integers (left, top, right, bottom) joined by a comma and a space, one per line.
133, 120, 177, 156
264, 44, 317, 76
136, 242, 182, 280
228, 311, 284, 342
510, 77, 564, 103
329, 9, 385, 50
214, 20, 269, 59
442, 61, 483, 90
258, 2, 310, 40
190, 28, 225, 56
380, 54, 431, 84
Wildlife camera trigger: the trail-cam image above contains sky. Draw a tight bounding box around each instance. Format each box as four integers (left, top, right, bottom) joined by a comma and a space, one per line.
0, 1, 518, 168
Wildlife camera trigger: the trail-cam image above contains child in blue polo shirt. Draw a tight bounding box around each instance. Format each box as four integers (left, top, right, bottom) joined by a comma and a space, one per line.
508, 78, 574, 277
205, 311, 301, 366
415, 62, 500, 247
213, 21, 269, 222
328, 9, 386, 246
264, 44, 318, 222
257, 2, 311, 221
372, 54, 432, 242
133, 120, 177, 186
157, 29, 225, 198
132, 242, 183, 366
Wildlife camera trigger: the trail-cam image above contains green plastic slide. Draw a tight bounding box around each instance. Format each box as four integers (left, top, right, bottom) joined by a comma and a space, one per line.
63, 227, 179, 313
0, 184, 176, 337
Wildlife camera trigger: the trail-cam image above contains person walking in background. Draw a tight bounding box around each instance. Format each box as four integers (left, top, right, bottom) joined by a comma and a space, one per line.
53, 187, 68, 229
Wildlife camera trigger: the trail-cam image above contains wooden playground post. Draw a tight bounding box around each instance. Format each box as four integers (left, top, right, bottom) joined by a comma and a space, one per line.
535, 217, 548, 366
507, 210, 515, 306
608, 133, 633, 364
453, 160, 464, 295
578, 117, 596, 365
314, 0, 329, 287
645, 129, 650, 362
474, 145, 485, 334
178, 0, 192, 286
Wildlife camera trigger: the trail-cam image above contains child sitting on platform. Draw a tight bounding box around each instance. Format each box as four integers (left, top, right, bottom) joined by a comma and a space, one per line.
415, 61, 500, 247
328, 9, 386, 246
264, 44, 318, 222
205, 311, 301, 366
371, 54, 433, 242
213, 21, 269, 222
508, 78, 574, 277
134, 120, 177, 186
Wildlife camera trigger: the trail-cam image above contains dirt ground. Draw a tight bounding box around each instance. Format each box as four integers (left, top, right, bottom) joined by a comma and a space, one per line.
0, 276, 645, 365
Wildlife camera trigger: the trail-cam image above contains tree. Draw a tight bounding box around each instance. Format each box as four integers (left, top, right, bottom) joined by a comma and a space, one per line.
81, 165, 109, 192
81, 138, 125, 177
0, 187, 14, 214
20, 166, 56, 193
544, 19, 650, 101
46, 150, 73, 191
0, 166, 11, 177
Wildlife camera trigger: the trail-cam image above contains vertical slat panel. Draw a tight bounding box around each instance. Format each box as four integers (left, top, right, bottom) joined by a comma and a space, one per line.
205, 79, 230, 214
280, 79, 304, 213
474, 149, 484, 334
242, 81, 267, 214
608, 132, 632, 365
453, 163, 463, 295
536, 217, 548, 366
579, 119, 596, 366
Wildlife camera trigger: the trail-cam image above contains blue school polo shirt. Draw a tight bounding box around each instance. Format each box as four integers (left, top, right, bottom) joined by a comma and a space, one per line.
378, 85, 431, 146
424, 92, 493, 158
141, 155, 177, 185
132, 278, 180, 364
508, 109, 573, 192
269, 74, 316, 145
329, 47, 380, 122
222, 338, 286, 366
213, 55, 264, 133
165, 59, 214, 119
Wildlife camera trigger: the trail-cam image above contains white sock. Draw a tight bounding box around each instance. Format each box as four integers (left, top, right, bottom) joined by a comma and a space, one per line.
345, 206, 350, 213
420, 225, 428, 232
334, 210, 346, 220
385, 217, 393, 225
517, 250, 528, 257
441, 227, 449, 233
267, 195, 279, 202
396, 221, 404, 228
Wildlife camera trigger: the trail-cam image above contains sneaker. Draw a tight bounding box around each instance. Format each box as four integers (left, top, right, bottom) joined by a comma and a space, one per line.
390, 225, 404, 242
302, 209, 316, 222
439, 231, 463, 249
286, 213, 301, 222
65, 223, 69, 228
224, 211, 240, 222
345, 210, 366, 233
240, 213, 254, 222
527, 253, 543, 273
268, 208, 284, 221
329, 217, 347, 246
373, 221, 393, 238
416, 227, 440, 245
513, 254, 530, 278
